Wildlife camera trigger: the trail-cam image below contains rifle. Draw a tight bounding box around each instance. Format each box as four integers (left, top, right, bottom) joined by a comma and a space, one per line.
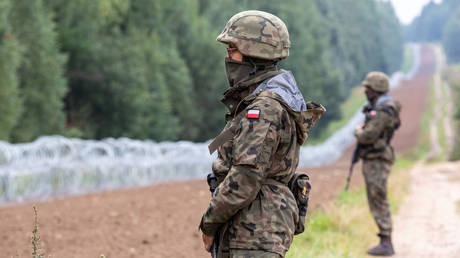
206, 173, 219, 258
345, 145, 360, 191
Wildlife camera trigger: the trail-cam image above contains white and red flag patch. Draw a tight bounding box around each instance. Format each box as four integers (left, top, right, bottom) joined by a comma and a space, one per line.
247, 109, 260, 119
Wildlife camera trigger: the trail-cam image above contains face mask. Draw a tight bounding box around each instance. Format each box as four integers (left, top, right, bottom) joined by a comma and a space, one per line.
224, 57, 254, 87
365, 87, 378, 103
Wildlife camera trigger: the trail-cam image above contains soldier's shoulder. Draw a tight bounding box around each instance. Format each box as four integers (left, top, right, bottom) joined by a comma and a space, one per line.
248, 93, 286, 112
370, 108, 392, 120
376, 100, 401, 116
242, 94, 286, 123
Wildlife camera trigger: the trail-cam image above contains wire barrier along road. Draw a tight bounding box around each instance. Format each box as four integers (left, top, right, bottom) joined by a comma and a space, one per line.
0, 45, 421, 204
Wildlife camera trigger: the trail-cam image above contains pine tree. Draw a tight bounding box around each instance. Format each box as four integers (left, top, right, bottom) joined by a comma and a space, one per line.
9, 0, 68, 142
0, 0, 22, 140
443, 7, 460, 64
376, 1, 403, 74
124, 0, 203, 140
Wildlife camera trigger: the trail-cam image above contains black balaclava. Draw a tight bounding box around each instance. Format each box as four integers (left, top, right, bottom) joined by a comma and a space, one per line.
224, 56, 278, 88
222, 56, 281, 115
224, 58, 254, 88
365, 86, 381, 105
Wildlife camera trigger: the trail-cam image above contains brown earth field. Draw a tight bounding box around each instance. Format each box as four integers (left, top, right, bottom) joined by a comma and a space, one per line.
0, 45, 435, 258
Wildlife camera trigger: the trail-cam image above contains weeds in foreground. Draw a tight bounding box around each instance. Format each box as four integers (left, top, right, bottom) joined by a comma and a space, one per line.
19, 206, 107, 258
32, 206, 44, 258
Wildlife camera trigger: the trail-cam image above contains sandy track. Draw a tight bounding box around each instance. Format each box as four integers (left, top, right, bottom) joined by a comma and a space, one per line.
393, 162, 460, 258
0, 46, 435, 258
392, 45, 460, 258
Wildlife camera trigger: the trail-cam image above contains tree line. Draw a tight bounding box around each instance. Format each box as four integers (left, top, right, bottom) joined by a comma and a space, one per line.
406, 0, 460, 64
0, 0, 403, 143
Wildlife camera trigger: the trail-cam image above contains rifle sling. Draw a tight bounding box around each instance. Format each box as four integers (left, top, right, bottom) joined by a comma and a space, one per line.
208, 124, 239, 154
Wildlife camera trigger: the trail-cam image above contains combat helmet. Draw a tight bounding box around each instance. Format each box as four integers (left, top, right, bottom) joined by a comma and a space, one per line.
362, 71, 390, 93
217, 10, 290, 60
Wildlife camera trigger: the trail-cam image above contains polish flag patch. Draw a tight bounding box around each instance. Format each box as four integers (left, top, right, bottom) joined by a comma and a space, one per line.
247, 109, 260, 119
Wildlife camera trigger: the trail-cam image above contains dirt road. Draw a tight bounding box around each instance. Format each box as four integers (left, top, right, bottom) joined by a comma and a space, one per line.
0, 45, 435, 258
392, 45, 460, 258
393, 162, 460, 258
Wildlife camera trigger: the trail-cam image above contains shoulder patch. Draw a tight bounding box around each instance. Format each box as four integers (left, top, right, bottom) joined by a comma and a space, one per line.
369, 110, 377, 117
247, 109, 260, 119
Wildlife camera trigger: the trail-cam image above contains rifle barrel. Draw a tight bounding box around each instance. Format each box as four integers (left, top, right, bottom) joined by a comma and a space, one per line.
344, 164, 354, 191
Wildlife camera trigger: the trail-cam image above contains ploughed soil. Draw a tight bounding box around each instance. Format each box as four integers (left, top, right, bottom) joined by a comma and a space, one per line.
0, 46, 435, 258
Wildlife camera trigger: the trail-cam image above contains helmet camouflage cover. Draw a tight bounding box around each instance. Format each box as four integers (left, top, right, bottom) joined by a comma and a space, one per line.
217, 10, 290, 60
362, 71, 390, 93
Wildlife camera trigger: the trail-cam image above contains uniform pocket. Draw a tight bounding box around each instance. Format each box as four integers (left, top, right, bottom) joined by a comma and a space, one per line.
228, 185, 297, 249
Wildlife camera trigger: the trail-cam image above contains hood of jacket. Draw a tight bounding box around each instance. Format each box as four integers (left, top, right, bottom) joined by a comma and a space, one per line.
363, 92, 400, 114
253, 71, 325, 144
375, 93, 394, 107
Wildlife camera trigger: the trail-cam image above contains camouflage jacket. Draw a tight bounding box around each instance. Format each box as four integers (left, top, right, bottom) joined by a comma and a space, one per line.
354, 93, 401, 163
200, 71, 324, 256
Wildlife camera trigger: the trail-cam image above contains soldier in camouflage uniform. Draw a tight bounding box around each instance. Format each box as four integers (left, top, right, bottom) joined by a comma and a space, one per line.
199, 11, 325, 258
354, 72, 401, 256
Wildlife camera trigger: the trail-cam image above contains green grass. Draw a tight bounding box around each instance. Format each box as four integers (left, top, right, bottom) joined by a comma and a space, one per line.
426, 48, 455, 162
418, 77, 439, 163
437, 118, 448, 161
286, 188, 374, 258
438, 79, 450, 160
286, 155, 416, 258
446, 66, 460, 161
402, 45, 415, 74
450, 106, 460, 160
287, 157, 413, 258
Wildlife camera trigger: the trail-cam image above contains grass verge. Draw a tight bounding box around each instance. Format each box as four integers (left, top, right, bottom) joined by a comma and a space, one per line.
402, 45, 415, 74
287, 188, 373, 258
444, 64, 460, 161
286, 157, 413, 258
419, 76, 441, 163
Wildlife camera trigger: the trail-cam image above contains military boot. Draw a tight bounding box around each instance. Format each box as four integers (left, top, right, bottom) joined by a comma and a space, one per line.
367, 235, 395, 256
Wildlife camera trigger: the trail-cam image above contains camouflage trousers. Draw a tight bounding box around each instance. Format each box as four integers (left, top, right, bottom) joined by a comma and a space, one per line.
218, 231, 282, 258
362, 159, 392, 237
223, 249, 282, 258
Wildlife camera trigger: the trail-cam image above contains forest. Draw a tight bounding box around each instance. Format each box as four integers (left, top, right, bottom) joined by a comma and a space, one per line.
406, 0, 460, 63
0, 0, 403, 143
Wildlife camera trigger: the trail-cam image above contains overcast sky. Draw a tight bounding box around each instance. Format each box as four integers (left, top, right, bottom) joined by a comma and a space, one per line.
390, 0, 442, 25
